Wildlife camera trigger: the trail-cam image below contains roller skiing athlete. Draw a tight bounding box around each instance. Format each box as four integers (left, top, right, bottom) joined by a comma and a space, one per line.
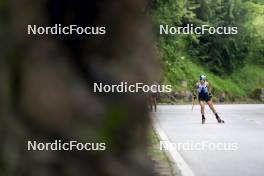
193, 75, 225, 124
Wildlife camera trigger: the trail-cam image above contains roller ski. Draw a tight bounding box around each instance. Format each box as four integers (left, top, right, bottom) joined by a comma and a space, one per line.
215, 113, 225, 123
202, 115, 206, 124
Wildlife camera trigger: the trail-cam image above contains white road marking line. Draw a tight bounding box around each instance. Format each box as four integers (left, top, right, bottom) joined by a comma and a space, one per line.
153, 118, 195, 176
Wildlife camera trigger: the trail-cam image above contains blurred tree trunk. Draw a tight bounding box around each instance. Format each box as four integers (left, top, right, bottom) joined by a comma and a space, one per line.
0, 0, 160, 175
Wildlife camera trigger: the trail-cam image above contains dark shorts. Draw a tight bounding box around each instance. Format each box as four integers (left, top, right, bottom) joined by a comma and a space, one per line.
198, 92, 211, 102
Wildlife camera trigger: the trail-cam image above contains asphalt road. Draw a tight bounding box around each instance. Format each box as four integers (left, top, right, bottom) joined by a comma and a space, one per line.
153, 104, 264, 176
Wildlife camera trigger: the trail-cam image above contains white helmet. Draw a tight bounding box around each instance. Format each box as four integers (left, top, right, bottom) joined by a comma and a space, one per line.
200, 75, 206, 81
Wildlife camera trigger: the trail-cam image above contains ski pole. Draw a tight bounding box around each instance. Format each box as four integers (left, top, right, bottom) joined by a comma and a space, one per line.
191, 94, 196, 111
191, 96, 194, 111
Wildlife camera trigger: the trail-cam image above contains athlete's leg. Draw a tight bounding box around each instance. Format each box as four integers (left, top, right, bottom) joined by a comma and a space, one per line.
207, 100, 224, 123
207, 100, 217, 113
199, 101, 206, 124
200, 101, 205, 115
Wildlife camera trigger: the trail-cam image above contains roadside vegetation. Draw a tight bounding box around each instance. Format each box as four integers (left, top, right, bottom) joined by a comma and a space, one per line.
148, 129, 179, 176
151, 0, 264, 102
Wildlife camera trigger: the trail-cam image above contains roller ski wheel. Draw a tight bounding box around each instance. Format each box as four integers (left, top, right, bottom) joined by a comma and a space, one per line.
202, 117, 206, 124
217, 118, 225, 123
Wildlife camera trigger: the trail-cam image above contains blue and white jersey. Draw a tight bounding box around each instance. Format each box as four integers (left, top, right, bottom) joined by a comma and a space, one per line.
196, 81, 209, 94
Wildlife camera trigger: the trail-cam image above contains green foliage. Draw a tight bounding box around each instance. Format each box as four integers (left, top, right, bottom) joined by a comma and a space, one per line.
240, 1, 264, 65
151, 0, 264, 101
185, 0, 249, 75
231, 65, 264, 93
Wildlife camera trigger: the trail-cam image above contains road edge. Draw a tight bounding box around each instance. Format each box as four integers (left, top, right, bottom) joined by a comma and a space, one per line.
153, 118, 195, 176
